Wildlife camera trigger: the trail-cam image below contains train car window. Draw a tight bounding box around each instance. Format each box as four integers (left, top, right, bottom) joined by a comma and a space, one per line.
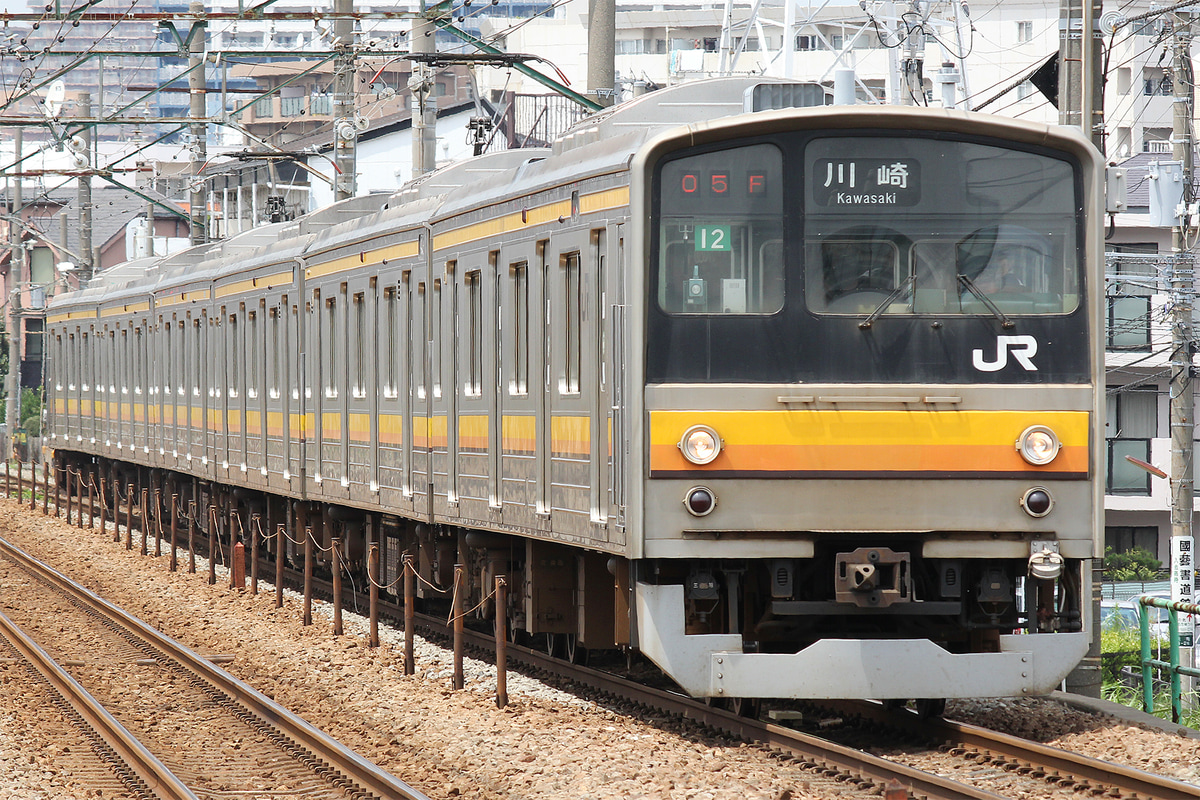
511, 263, 528, 395
383, 288, 397, 399
804, 136, 1080, 317
228, 313, 240, 399
324, 299, 337, 399
269, 308, 281, 400
353, 293, 366, 399
656, 143, 784, 315
432, 277, 442, 399
67, 333, 76, 391
464, 270, 483, 397
414, 282, 426, 400
248, 311, 258, 400
564, 252, 581, 394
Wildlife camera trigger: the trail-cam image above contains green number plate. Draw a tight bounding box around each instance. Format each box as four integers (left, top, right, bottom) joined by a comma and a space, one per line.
695, 225, 731, 251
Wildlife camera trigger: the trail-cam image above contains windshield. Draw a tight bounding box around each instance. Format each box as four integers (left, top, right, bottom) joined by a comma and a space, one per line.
804, 137, 1079, 317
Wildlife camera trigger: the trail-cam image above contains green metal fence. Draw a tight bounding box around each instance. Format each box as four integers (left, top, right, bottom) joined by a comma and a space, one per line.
1139, 596, 1200, 722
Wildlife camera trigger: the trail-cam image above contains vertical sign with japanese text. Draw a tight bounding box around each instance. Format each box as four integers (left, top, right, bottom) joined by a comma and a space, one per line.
1172, 536, 1195, 648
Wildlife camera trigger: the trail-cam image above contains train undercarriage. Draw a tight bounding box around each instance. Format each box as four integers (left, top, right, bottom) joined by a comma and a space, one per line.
53, 451, 1088, 702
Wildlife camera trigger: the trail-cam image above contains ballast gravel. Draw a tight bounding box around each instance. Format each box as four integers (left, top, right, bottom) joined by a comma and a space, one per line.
0, 499, 1197, 799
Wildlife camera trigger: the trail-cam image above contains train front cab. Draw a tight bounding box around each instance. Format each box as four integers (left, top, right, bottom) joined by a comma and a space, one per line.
627, 106, 1104, 700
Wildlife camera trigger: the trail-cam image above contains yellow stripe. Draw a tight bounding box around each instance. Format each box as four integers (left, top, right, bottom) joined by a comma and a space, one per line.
502, 415, 536, 453
551, 415, 590, 457
433, 186, 630, 252
349, 412, 371, 442
48, 310, 97, 323
649, 410, 1090, 475
267, 411, 284, 437
321, 412, 341, 437
459, 414, 488, 451
305, 240, 421, 281
215, 269, 294, 299
380, 413, 403, 445
100, 301, 150, 318
157, 288, 211, 308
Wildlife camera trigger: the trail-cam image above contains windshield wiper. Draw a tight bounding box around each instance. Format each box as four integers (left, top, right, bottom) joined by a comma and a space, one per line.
858, 274, 916, 329
956, 274, 1015, 329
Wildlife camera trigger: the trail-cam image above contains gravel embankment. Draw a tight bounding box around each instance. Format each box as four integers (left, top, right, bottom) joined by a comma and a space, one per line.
0, 500, 1196, 799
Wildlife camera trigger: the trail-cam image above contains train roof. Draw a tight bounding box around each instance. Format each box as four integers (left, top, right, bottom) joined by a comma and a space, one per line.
49, 77, 1099, 320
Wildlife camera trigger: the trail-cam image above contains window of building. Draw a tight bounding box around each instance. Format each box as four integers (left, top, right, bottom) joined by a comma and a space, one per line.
1016, 21, 1033, 42
1104, 526, 1159, 559
1106, 387, 1157, 495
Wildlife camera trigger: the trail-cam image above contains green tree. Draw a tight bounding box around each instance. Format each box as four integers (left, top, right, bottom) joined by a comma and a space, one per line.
1103, 546, 1162, 581
19, 388, 40, 437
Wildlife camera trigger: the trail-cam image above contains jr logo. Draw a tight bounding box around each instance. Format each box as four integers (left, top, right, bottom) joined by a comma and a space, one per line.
972, 335, 1038, 372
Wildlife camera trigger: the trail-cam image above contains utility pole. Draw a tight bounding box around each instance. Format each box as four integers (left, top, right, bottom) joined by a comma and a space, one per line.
188, 0, 207, 244
6, 127, 22, 455
900, 0, 925, 104
410, 8, 437, 179
587, 0, 615, 106
1058, 0, 1104, 150
332, 0, 357, 199
78, 92, 93, 282
1168, 9, 1196, 695
1058, 0, 1105, 700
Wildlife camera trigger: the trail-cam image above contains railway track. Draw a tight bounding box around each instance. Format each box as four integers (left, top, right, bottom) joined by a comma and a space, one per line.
9, 491, 1200, 800
0, 533, 431, 800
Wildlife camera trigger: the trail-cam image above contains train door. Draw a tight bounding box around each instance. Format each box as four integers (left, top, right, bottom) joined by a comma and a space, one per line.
589, 228, 608, 527
309, 286, 324, 496
444, 266, 459, 510
345, 274, 373, 504
535, 241, 550, 517
610, 224, 627, 534
490, 254, 502, 509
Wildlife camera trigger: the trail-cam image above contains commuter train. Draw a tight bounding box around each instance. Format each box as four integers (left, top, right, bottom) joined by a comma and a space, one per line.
45, 78, 1104, 703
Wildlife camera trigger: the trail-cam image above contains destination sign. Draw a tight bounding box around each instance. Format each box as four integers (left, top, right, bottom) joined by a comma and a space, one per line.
810, 158, 921, 207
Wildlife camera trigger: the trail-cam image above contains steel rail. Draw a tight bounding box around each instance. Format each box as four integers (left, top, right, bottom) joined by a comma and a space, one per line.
0, 609, 198, 800
410, 612, 1003, 800
0, 536, 432, 800
822, 699, 1200, 800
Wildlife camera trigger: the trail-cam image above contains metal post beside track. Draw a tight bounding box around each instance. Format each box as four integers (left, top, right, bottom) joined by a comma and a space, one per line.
188, 501, 196, 574
403, 553, 415, 675
140, 489, 149, 555
99, 477, 107, 533
303, 525, 313, 626
453, 564, 464, 690
332, 537, 343, 636
496, 576, 508, 709
41, 463, 47, 515
154, 489, 162, 557
250, 513, 260, 595
275, 524, 285, 609
207, 502, 216, 585
170, 494, 178, 572
125, 484, 133, 550
368, 544, 380, 648
87, 473, 94, 527
28, 462, 35, 511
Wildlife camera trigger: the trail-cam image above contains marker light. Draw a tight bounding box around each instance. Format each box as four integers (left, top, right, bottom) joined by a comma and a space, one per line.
1016, 425, 1060, 466
679, 425, 722, 465
684, 486, 716, 517
1021, 487, 1054, 517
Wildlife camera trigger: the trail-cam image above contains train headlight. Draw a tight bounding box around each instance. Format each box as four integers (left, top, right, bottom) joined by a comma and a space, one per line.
679, 425, 722, 465
684, 486, 716, 517
1016, 425, 1060, 466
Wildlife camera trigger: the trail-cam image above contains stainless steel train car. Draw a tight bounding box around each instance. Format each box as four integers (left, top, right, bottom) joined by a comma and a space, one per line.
45, 77, 1104, 703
